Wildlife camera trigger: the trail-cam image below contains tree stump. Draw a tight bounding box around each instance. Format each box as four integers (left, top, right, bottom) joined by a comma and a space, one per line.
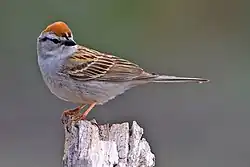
62, 116, 155, 167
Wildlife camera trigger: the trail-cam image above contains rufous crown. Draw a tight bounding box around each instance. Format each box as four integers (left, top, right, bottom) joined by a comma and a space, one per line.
43, 21, 72, 37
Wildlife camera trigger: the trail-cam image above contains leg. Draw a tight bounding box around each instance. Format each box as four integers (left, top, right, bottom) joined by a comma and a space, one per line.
61, 104, 86, 123
71, 103, 99, 130
81, 102, 97, 120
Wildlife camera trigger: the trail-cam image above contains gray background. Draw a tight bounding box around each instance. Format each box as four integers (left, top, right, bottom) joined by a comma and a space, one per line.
1, 0, 250, 167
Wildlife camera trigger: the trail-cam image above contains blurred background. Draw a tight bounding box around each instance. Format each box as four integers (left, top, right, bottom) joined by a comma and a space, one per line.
0, 0, 250, 167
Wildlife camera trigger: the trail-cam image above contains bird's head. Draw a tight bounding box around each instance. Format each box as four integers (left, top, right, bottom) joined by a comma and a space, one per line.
37, 21, 77, 58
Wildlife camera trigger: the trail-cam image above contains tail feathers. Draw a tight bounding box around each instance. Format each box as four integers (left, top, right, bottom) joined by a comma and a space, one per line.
151, 75, 209, 83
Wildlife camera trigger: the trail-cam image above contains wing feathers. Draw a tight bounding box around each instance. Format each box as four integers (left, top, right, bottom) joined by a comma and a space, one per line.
65, 45, 152, 81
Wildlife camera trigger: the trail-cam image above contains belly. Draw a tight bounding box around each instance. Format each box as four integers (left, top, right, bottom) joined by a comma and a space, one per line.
43, 75, 136, 105
43, 76, 93, 104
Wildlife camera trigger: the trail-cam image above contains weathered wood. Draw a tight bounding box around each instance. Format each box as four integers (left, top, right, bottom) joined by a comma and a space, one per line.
62, 117, 155, 167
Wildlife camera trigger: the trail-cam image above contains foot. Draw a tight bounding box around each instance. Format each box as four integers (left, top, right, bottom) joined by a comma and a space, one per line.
65, 102, 97, 123
61, 104, 86, 124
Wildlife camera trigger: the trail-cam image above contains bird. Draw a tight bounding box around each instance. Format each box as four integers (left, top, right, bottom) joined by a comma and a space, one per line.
37, 21, 209, 122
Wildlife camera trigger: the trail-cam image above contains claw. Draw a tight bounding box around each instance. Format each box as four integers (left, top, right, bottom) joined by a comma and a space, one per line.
61, 104, 87, 124
61, 103, 97, 124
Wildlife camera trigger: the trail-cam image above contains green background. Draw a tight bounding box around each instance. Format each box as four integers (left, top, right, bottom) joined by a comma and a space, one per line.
0, 0, 250, 167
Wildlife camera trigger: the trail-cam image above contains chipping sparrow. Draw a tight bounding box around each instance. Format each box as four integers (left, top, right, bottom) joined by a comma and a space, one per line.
37, 21, 209, 121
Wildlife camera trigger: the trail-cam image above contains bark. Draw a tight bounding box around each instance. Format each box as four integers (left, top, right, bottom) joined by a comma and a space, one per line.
62, 116, 155, 167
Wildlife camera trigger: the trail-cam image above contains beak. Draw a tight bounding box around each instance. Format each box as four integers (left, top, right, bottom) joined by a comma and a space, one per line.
63, 39, 76, 46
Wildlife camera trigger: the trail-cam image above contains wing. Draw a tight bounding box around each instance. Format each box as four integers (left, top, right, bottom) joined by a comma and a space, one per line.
64, 45, 154, 82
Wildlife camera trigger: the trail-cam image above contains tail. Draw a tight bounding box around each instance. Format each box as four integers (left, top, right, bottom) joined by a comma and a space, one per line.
150, 75, 209, 83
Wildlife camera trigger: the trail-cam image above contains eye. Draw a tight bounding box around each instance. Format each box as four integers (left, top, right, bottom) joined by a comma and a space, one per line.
51, 38, 61, 44
40, 37, 48, 42
40, 37, 61, 44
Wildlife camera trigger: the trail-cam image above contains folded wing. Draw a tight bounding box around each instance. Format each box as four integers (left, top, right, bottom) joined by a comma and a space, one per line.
65, 46, 154, 82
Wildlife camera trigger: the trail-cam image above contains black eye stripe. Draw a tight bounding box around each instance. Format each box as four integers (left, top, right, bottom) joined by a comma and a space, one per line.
40, 37, 76, 46
63, 40, 76, 46
51, 38, 61, 44
40, 37, 49, 42
40, 37, 61, 44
